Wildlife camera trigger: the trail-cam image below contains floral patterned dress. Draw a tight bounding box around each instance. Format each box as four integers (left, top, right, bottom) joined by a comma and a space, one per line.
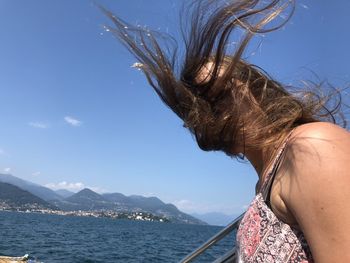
236, 133, 314, 263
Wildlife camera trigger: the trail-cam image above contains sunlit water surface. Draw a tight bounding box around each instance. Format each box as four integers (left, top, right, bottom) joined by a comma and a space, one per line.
0, 211, 236, 262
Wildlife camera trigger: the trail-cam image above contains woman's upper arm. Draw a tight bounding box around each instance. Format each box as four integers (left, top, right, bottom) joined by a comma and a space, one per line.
282, 123, 350, 263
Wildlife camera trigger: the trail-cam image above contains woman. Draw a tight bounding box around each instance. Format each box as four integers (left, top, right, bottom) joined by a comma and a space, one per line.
103, 0, 350, 262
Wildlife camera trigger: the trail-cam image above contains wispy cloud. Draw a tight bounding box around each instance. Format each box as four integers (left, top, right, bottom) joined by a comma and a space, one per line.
45, 181, 84, 191
45, 181, 105, 193
32, 171, 41, 176
3, 167, 11, 174
300, 3, 309, 9
29, 122, 49, 129
64, 116, 82, 127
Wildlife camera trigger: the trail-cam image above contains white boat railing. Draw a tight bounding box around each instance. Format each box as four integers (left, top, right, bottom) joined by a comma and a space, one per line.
179, 213, 244, 263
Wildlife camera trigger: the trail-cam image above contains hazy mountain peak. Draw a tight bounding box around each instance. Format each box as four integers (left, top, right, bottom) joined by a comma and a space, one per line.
55, 189, 74, 198
66, 188, 107, 203
78, 188, 95, 193
0, 182, 57, 210
0, 173, 62, 201
191, 212, 240, 226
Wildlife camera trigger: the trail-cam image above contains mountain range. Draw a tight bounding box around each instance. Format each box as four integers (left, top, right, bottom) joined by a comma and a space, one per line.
0, 173, 62, 201
0, 182, 57, 210
0, 174, 205, 225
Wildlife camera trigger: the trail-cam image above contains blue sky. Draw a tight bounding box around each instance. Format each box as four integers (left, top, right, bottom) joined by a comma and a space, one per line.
0, 0, 349, 215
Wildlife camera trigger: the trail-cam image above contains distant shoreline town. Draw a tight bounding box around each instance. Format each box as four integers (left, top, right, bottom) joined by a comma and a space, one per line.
0, 173, 205, 225
0, 204, 169, 222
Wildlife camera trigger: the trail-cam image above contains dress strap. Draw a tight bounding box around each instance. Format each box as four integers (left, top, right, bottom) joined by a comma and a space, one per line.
259, 129, 295, 201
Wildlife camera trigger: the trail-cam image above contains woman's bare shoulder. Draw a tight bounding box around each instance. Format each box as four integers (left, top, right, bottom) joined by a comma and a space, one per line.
292, 121, 349, 141
281, 122, 350, 262
284, 121, 350, 193
285, 122, 350, 165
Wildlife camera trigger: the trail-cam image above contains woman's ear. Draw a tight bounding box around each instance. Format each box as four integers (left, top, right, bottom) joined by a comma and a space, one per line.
195, 62, 215, 84
195, 61, 227, 85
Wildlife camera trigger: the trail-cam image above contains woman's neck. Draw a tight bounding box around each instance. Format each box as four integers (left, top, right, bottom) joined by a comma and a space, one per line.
244, 147, 267, 179
243, 132, 289, 182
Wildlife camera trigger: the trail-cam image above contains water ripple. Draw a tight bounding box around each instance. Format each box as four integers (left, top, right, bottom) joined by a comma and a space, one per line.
0, 211, 236, 262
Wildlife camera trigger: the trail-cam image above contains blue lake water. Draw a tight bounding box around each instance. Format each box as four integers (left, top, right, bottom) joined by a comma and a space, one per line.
0, 211, 236, 262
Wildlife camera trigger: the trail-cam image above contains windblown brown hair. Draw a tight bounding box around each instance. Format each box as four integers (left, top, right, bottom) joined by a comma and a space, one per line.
101, 0, 346, 159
